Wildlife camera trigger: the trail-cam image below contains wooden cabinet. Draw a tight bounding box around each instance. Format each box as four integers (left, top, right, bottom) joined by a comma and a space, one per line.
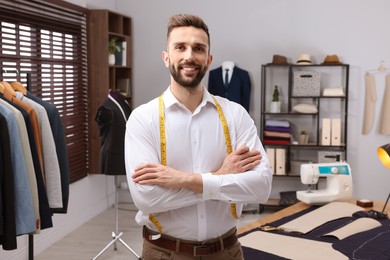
87, 10, 132, 173
260, 64, 349, 208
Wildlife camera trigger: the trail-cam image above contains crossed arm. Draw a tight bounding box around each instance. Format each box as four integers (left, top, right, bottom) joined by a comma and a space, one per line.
132, 145, 261, 193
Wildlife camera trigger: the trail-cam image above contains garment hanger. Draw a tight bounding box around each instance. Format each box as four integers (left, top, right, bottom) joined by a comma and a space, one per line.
0, 81, 17, 97
11, 81, 27, 95
0, 82, 5, 94
367, 60, 389, 75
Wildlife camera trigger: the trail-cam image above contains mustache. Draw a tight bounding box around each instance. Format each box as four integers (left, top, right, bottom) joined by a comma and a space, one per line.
178, 61, 200, 68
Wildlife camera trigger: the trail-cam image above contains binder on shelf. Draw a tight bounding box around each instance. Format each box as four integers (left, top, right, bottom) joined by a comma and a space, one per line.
122, 41, 127, 66
331, 118, 341, 146
266, 148, 275, 175
275, 148, 286, 175
321, 118, 331, 145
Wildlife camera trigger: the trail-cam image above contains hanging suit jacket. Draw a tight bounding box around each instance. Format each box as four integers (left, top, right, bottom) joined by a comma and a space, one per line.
0, 95, 52, 230
208, 66, 251, 111
95, 91, 132, 175
26, 91, 70, 214
0, 113, 17, 250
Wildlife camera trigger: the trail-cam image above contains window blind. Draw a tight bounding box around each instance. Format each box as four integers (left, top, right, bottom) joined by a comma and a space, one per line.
0, 0, 88, 182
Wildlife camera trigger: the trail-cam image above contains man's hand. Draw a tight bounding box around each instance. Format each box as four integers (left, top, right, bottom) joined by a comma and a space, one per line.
213, 145, 261, 175
132, 163, 203, 193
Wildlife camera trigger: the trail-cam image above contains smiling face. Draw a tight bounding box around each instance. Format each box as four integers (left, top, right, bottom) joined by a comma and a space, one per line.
162, 26, 212, 89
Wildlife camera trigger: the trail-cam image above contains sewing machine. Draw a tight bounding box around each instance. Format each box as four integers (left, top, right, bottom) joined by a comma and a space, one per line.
296, 162, 353, 205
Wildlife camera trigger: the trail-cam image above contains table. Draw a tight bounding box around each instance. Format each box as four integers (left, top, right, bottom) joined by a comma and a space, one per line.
238, 199, 388, 234
238, 199, 390, 259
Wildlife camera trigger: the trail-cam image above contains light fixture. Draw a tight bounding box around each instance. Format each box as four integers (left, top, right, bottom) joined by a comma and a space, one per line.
377, 143, 390, 215
378, 143, 390, 168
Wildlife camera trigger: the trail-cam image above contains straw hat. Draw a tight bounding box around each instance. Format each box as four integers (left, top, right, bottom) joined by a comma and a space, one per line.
296, 54, 312, 65
322, 55, 342, 64
268, 54, 289, 65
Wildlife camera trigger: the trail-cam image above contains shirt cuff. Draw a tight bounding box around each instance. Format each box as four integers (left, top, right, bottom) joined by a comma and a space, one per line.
202, 173, 220, 200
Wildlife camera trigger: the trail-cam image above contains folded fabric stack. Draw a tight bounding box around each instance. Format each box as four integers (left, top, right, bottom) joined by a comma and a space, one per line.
263, 119, 291, 145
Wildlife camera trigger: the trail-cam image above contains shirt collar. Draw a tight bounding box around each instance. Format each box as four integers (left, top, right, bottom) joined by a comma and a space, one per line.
163, 86, 216, 110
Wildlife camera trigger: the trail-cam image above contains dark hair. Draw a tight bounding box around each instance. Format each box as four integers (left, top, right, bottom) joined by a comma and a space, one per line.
167, 14, 210, 47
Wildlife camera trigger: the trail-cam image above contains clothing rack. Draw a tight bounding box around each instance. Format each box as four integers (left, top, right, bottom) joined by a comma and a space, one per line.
1, 69, 34, 259
26, 72, 34, 260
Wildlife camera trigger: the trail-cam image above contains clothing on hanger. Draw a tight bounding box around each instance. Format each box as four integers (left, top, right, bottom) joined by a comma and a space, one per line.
208, 62, 251, 111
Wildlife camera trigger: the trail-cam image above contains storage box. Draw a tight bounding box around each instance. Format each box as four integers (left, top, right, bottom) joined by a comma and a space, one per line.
317, 150, 345, 163
292, 71, 321, 96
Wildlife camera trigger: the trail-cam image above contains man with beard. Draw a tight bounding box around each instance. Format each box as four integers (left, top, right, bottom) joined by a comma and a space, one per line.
125, 14, 272, 260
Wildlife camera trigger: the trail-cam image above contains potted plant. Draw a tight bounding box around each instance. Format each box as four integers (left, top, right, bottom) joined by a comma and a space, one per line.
108, 37, 121, 65
299, 130, 309, 144
269, 85, 281, 113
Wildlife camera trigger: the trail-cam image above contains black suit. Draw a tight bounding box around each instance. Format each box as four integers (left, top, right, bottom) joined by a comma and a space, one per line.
95, 91, 131, 175
208, 66, 251, 111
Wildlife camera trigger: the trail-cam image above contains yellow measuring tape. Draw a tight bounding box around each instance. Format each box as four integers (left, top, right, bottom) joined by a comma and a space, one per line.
148, 94, 238, 239
211, 95, 238, 220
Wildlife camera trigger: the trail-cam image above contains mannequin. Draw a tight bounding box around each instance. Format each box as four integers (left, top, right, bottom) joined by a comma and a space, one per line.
95, 90, 131, 175
208, 61, 251, 111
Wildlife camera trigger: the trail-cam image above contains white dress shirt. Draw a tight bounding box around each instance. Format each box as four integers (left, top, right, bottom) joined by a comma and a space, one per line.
125, 86, 272, 241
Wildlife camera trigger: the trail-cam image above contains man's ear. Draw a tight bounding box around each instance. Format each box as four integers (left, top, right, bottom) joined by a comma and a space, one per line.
207, 54, 213, 66
162, 51, 169, 68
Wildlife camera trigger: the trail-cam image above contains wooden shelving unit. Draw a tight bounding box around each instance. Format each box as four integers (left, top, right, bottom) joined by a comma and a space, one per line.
87, 10, 132, 173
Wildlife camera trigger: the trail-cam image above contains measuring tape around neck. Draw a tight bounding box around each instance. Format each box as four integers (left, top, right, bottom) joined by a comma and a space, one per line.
148, 94, 238, 240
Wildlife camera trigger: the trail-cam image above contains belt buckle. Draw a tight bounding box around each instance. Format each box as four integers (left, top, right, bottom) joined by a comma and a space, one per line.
193, 244, 213, 256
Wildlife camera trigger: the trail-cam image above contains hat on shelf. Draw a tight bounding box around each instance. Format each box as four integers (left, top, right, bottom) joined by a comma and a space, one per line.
322, 54, 342, 64
268, 54, 289, 65
296, 54, 312, 65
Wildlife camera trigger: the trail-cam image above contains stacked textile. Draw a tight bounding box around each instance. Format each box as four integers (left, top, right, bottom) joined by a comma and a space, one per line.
263, 119, 291, 145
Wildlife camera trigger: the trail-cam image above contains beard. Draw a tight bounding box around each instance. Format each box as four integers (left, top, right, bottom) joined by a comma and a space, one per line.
169, 60, 208, 88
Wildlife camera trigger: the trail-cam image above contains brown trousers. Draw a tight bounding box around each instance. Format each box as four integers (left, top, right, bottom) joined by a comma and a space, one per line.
142, 237, 244, 260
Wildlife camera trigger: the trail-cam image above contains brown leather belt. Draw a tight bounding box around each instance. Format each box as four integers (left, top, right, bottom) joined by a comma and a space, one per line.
143, 226, 238, 256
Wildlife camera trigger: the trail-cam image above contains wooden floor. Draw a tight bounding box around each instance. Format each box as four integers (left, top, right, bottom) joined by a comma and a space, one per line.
36, 203, 272, 260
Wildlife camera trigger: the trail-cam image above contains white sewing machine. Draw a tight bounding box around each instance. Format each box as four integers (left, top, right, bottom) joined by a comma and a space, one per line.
296, 162, 353, 205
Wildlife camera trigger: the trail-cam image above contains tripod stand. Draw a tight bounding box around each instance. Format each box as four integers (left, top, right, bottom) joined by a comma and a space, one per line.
93, 176, 141, 260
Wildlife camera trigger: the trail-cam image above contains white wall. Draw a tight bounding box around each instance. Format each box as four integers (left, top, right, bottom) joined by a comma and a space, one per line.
2, 1, 389, 259
117, 0, 390, 201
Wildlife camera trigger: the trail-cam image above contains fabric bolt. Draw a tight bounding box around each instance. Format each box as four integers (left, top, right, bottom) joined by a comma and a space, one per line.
125, 86, 272, 241
265, 120, 290, 128
379, 75, 390, 135
264, 131, 290, 139
16, 92, 63, 209
264, 126, 291, 133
